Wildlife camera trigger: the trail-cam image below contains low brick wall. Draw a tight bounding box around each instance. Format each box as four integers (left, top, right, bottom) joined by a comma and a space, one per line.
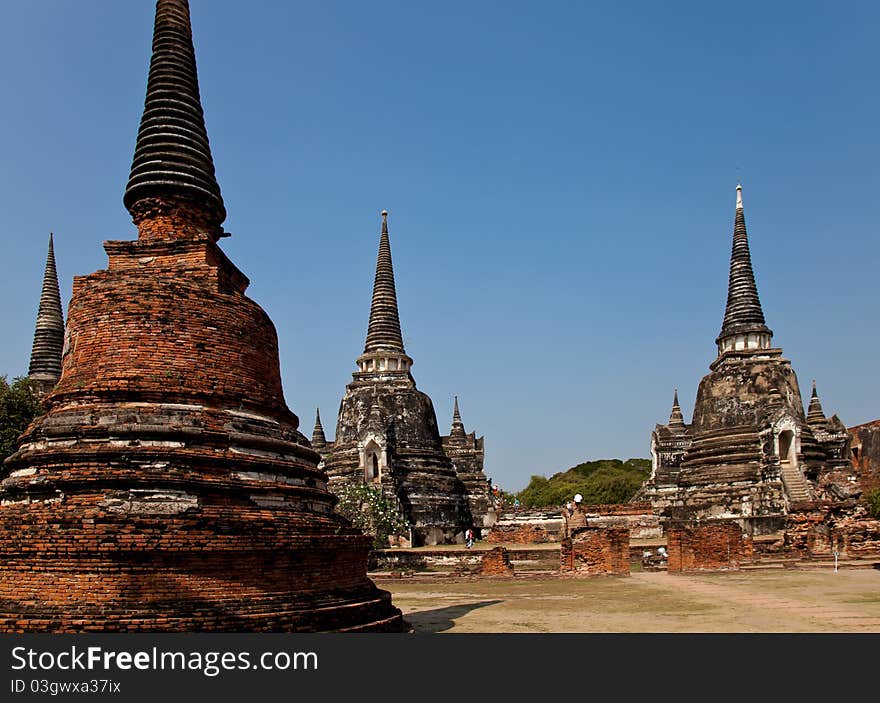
481, 547, 514, 576
666, 521, 753, 572
369, 547, 555, 572
488, 504, 661, 544
560, 526, 630, 575
487, 510, 563, 543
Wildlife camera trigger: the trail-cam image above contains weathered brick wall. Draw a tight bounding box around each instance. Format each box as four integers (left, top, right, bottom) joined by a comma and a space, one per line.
838, 517, 880, 556
666, 522, 753, 572
488, 504, 660, 544
783, 503, 837, 556
560, 527, 630, 575
849, 420, 880, 492
481, 547, 514, 576
55, 235, 292, 423
0, 491, 404, 632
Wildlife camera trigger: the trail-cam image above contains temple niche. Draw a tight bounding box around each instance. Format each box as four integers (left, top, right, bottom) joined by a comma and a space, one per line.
0, 0, 404, 632
320, 212, 489, 545
639, 185, 850, 533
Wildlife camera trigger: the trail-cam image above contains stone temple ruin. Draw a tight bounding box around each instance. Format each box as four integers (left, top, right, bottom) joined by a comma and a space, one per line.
0, 0, 404, 632
638, 185, 851, 532
318, 213, 491, 545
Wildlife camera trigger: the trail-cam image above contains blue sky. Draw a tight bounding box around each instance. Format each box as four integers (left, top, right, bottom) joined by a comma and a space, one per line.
1, 1, 878, 491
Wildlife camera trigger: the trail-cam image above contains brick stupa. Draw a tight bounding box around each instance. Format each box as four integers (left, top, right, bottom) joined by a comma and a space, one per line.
0, 0, 404, 632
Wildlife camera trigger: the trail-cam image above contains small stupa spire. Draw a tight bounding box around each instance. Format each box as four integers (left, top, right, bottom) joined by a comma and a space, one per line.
363, 210, 405, 354
450, 395, 467, 437
312, 408, 327, 448
716, 183, 773, 352
668, 388, 686, 428
806, 380, 827, 425
28, 233, 64, 394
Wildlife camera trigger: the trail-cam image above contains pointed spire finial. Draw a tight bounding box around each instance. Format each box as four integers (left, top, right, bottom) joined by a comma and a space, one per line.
363, 209, 405, 354
124, 0, 226, 229
716, 183, 772, 352
29, 232, 65, 394
450, 395, 466, 436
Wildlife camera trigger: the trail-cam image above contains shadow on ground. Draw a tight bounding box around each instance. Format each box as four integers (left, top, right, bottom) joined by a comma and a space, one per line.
405, 600, 503, 633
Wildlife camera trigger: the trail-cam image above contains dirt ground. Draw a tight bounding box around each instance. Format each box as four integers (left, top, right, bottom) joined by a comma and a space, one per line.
376, 568, 880, 633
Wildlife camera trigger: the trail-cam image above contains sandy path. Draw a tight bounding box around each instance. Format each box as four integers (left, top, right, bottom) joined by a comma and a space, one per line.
380, 568, 880, 633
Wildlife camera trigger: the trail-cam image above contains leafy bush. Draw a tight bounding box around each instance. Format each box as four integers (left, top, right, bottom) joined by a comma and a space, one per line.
0, 376, 44, 464
866, 488, 880, 519
516, 458, 650, 508
331, 481, 409, 548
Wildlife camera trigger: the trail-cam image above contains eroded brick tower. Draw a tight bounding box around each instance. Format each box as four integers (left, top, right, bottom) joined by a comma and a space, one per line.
0, 0, 404, 632
322, 212, 471, 546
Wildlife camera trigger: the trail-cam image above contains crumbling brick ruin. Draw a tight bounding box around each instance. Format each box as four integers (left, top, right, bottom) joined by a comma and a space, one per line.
849, 420, 880, 493
666, 521, 753, 572
560, 526, 630, 575
0, 0, 404, 632
481, 547, 515, 576
639, 186, 850, 533
319, 212, 489, 546
488, 504, 661, 544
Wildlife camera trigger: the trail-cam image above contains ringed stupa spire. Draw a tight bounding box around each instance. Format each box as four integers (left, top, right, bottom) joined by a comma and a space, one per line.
364, 210, 404, 354
123, 0, 226, 232
356, 210, 413, 376
28, 233, 64, 395
716, 184, 773, 354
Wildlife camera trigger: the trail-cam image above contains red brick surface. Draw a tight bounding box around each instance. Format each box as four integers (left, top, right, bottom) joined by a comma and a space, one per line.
666, 522, 753, 572
480, 547, 514, 576
560, 527, 630, 575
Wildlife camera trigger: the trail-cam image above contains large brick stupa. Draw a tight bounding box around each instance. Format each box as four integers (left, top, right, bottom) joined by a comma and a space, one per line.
0, 0, 405, 632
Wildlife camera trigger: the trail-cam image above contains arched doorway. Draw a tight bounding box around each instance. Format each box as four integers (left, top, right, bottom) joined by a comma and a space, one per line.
363, 439, 382, 483
778, 429, 796, 467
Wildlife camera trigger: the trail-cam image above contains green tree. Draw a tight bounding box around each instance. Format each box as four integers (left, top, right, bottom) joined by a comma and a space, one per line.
866, 488, 880, 519
331, 482, 409, 549
515, 458, 651, 508
0, 376, 44, 464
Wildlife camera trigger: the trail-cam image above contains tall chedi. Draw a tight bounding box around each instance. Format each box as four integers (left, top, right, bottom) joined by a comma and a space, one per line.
322, 211, 471, 546
640, 185, 848, 530
27, 233, 64, 396
0, 0, 404, 632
